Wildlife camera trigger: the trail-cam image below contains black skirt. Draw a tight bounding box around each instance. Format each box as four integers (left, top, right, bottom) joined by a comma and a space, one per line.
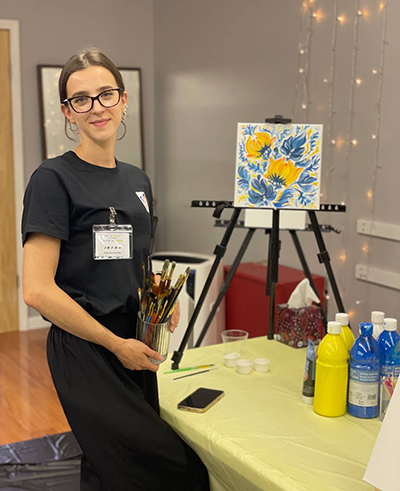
46, 312, 210, 491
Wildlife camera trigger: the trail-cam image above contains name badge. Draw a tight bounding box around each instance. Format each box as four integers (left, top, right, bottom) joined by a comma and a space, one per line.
92, 207, 133, 260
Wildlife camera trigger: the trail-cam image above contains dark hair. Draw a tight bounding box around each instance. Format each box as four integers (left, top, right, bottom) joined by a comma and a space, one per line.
59, 47, 125, 102
59, 48, 125, 141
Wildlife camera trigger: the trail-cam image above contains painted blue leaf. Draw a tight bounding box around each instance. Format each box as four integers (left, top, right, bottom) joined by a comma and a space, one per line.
281, 133, 307, 161
248, 176, 277, 205
275, 188, 296, 207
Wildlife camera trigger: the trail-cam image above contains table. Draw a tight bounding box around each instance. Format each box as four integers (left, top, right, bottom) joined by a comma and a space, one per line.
158, 337, 380, 491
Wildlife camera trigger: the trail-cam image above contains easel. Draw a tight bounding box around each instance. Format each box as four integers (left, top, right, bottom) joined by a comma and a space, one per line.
170, 116, 346, 370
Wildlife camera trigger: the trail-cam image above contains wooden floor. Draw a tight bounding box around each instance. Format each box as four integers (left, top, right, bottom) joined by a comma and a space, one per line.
0, 328, 70, 446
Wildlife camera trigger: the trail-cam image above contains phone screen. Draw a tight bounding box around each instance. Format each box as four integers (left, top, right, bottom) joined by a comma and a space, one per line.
177, 387, 224, 413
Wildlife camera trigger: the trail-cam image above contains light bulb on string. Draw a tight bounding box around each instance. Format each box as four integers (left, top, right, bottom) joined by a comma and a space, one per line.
299, 68, 304, 73
354, 78, 363, 86
336, 137, 345, 150
367, 190, 373, 201
337, 15, 346, 25
323, 78, 329, 83
351, 139, 358, 146
379, 2, 387, 12
372, 69, 379, 75
357, 9, 363, 16
331, 139, 336, 145
302, 103, 307, 110
300, 49, 305, 54
362, 244, 369, 255
372, 134, 377, 140
312, 10, 324, 22
340, 252, 347, 263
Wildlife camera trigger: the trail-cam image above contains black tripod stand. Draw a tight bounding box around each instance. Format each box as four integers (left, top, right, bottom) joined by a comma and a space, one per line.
170, 201, 346, 369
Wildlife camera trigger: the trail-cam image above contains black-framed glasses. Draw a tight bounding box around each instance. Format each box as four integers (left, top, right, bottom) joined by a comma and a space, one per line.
62, 88, 123, 113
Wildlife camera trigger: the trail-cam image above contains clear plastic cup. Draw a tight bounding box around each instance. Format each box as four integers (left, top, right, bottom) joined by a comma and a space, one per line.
221, 329, 249, 356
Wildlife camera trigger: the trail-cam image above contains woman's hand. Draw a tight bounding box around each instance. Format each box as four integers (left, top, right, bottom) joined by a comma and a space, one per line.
170, 301, 180, 333
113, 338, 163, 372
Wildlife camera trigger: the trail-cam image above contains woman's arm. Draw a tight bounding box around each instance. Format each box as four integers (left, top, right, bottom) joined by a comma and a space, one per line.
23, 233, 163, 371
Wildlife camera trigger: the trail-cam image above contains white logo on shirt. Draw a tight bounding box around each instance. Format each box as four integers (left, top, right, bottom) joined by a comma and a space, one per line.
136, 192, 150, 213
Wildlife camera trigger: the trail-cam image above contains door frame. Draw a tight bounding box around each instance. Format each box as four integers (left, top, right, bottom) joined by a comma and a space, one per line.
0, 19, 27, 331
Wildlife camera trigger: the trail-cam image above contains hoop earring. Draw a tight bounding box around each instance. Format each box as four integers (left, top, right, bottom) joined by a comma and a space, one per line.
65, 118, 79, 142
117, 121, 127, 141
68, 120, 79, 132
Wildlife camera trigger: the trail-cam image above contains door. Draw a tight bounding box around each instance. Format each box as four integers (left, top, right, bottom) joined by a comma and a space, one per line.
0, 29, 18, 333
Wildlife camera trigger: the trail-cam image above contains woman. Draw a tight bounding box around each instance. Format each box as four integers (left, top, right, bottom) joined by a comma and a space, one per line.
22, 48, 210, 491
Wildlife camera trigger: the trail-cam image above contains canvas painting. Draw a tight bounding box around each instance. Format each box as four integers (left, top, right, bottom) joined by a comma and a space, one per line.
234, 123, 323, 209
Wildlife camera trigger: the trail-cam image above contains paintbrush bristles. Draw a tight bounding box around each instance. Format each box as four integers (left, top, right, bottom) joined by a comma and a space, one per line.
138, 257, 191, 324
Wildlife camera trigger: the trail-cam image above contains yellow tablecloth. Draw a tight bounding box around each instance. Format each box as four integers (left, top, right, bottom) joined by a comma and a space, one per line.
158, 337, 380, 491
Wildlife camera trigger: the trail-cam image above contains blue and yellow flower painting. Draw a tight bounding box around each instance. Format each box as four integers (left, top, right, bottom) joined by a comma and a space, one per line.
234, 123, 323, 209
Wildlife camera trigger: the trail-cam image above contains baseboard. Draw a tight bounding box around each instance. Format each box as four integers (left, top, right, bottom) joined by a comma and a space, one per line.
28, 315, 51, 330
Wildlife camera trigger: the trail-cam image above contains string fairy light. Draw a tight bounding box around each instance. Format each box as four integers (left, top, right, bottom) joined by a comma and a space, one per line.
292, 1, 307, 120
339, 0, 362, 293
323, 0, 339, 201
363, 0, 390, 319
292, 0, 315, 122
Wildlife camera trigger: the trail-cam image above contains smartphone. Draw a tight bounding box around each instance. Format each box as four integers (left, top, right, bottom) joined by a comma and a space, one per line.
177, 387, 225, 413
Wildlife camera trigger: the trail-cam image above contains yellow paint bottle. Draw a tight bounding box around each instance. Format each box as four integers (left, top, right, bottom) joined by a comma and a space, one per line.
336, 313, 355, 353
314, 321, 349, 417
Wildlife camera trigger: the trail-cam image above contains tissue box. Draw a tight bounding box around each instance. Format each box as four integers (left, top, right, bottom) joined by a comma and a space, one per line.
276, 304, 324, 348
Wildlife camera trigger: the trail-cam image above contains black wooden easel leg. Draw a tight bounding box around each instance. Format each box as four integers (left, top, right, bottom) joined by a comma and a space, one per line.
195, 228, 256, 348
308, 210, 346, 314
171, 207, 241, 369
267, 210, 280, 340
289, 230, 327, 332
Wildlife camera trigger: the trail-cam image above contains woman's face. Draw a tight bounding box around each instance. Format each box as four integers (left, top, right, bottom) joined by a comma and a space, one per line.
61, 65, 127, 145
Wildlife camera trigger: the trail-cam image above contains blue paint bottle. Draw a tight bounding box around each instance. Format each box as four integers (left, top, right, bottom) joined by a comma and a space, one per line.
348, 322, 380, 418
378, 318, 400, 379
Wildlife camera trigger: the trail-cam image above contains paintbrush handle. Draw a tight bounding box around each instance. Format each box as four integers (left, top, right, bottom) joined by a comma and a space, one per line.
173, 367, 217, 380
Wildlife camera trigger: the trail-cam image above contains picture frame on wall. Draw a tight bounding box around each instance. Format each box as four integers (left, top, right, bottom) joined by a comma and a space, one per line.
37, 65, 145, 170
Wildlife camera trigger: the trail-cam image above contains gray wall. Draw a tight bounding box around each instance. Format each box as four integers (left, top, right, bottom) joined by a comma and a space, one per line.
0, 0, 155, 184
154, 0, 400, 328
1, 0, 154, 319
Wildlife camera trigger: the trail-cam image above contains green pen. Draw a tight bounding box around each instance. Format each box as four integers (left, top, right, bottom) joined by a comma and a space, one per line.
164, 364, 215, 375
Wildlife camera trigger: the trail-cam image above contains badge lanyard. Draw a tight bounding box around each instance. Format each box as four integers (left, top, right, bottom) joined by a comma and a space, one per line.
93, 207, 133, 260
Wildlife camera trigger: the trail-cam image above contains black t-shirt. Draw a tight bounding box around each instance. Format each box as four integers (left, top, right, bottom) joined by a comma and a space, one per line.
22, 151, 153, 317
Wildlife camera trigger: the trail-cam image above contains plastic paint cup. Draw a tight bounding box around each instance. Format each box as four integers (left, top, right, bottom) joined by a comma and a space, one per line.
224, 352, 240, 367
254, 358, 270, 373
236, 359, 253, 375
221, 329, 249, 356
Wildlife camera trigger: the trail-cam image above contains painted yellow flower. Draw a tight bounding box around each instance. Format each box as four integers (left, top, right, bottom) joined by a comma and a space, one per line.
245, 132, 274, 159
265, 157, 303, 188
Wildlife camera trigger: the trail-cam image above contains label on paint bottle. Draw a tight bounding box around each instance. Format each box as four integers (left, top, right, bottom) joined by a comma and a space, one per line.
348, 367, 379, 407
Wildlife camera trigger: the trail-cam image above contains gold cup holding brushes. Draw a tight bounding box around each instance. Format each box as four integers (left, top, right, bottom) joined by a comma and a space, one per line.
136, 258, 191, 364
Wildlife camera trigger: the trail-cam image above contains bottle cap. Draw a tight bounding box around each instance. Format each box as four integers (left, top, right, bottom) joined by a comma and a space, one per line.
371, 311, 385, 324
384, 318, 397, 331
327, 321, 341, 335
360, 322, 373, 337
302, 395, 314, 405
335, 313, 349, 325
